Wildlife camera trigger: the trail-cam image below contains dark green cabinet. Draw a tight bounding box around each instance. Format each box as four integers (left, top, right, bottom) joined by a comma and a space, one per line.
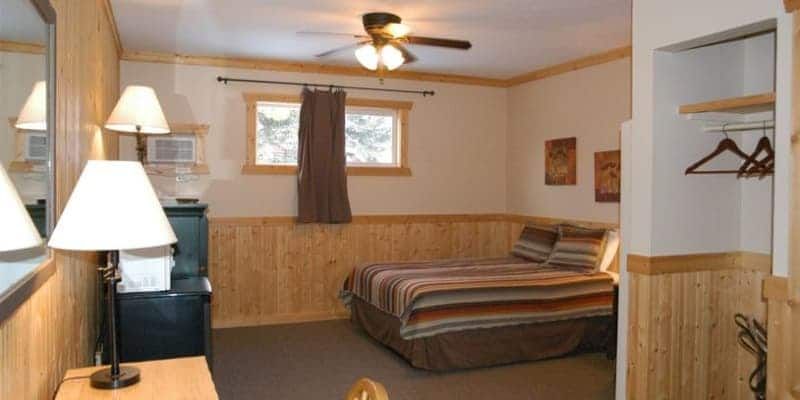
106, 203, 212, 367
163, 204, 208, 278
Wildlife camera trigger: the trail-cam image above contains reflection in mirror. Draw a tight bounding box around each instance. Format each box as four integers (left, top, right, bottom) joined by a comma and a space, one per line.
0, 0, 50, 294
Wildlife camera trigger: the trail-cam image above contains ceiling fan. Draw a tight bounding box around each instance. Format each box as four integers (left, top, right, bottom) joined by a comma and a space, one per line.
299, 12, 472, 72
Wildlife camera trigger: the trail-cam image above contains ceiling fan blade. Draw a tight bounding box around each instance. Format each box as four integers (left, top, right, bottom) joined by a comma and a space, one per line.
392, 42, 418, 64
297, 31, 368, 39
315, 40, 371, 58
405, 36, 472, 50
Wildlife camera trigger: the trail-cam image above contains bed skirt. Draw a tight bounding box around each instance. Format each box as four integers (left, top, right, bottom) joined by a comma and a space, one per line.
349, 297, 612, 371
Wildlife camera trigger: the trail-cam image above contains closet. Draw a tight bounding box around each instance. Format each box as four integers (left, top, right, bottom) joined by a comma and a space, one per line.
626, 26, 776, 399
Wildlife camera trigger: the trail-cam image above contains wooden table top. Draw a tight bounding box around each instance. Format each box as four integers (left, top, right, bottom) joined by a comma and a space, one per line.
55, 356, 219, 400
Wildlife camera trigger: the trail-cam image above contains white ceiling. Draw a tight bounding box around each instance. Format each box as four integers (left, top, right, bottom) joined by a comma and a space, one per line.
111, 0, 631, 79
0, 0, 48, 44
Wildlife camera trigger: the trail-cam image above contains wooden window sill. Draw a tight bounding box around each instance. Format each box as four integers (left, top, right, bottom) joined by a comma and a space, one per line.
241, 164, 412, 177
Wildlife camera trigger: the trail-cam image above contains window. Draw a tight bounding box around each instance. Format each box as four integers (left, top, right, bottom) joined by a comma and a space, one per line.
243, 94, 411, 176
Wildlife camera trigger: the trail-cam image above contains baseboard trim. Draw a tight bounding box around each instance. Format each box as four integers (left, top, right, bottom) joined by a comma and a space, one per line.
213, 311, 350, 329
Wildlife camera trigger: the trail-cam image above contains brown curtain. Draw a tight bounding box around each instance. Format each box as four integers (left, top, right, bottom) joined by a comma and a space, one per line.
297, 88, 352, 223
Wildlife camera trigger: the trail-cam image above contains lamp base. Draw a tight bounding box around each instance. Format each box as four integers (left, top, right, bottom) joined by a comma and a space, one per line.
90, 366, 140, 389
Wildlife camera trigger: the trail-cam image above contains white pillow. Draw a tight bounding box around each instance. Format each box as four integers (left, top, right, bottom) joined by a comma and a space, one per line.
599, 229, 620, 272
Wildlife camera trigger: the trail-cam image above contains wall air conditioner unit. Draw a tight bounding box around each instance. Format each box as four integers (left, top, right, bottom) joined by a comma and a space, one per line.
24, 132, 48, 161
147, 135, 196, 163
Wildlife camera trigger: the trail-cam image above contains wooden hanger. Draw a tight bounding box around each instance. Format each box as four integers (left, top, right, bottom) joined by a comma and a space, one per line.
685, 126, 760, 175
738, 123, 774, 178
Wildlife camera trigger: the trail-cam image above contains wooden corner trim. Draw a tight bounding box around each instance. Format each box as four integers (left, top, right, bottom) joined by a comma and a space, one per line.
505, 45, 632, 86
627, 251, 772, 275
762, 276, 790, 301
101, 0, 123, 56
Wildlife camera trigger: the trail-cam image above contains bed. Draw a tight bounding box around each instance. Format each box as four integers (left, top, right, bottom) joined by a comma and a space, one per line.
341, 223, 619, 371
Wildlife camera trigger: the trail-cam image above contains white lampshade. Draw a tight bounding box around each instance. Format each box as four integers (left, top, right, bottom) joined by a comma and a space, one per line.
355, 44, 379, 71
0, 163, 42, 252
15, 81, 47, 131
105, 85, 170, 134
48, 161, 176, 251
380, 44, 405, 71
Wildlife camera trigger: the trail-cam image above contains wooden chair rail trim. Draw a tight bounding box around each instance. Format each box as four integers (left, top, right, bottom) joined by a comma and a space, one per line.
627, 251, 772, 275
210, 213, 510, 226
763, 276, 791, 301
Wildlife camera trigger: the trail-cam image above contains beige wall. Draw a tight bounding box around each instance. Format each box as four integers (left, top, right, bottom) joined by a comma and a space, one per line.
120, 61, 508, 217
506, 58, 630, 224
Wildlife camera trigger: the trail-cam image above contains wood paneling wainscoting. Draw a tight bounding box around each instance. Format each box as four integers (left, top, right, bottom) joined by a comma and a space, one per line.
626, 252, 770, 400
209, 214, 513, 328
0, 1, 120, 399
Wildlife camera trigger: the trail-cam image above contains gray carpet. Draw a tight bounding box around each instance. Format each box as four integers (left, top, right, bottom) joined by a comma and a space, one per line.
212, 320, 616, 400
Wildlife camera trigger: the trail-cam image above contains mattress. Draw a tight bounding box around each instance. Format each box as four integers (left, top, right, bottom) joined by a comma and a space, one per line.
340, 257, 614, 340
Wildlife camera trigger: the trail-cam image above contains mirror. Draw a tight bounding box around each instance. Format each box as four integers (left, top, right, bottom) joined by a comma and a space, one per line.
0, 0, 54, 294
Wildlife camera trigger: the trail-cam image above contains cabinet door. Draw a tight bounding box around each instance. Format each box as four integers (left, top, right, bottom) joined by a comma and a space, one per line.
169, 216, 201, 278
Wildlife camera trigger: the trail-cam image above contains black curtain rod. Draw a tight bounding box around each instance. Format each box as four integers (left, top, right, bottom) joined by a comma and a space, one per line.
216, 76, 435, 97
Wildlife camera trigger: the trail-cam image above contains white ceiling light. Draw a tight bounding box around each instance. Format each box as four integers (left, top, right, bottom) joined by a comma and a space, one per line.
384, 23, 411, 38
380, 44, 405, 71
355, 44, 379, 71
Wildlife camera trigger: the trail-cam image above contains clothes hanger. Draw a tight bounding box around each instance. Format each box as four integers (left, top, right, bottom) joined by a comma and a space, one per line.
738, 122, 774, 178
685, 125, 760, 175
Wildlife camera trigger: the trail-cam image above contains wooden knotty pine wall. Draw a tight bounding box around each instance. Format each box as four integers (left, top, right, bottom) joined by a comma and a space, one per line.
209, 214, 617, 328
626, 253, 770, 400
0, 1, 120, 399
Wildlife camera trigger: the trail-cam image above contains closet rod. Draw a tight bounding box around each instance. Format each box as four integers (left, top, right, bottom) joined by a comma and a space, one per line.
216, 76, 435, 96
703, 121, 774, 133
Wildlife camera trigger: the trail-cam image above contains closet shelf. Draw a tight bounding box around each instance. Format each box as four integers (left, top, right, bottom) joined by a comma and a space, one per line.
679, 92, 775, 115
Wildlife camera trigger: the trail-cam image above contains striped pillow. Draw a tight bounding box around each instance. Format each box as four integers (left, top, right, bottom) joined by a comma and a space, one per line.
510, 225, 558, 262
546, 225, 608, 271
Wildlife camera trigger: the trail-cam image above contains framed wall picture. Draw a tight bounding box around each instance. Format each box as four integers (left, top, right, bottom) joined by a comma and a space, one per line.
545, 137, 577, 185
594, 150, 620, 202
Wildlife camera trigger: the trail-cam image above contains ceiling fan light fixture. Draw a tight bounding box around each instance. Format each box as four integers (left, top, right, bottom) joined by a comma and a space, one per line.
381, 44, 405, 71
355, 43, 379, 70
384, 22, 411, 38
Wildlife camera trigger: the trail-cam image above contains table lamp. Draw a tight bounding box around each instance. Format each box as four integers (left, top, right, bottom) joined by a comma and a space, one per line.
0, 163, 42, 252
49, 160, 176, 389
15, 81, 47, 131
104, 85, 170, 162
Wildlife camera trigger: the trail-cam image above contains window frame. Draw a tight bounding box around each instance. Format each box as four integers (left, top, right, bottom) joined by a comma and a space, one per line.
241, 93, 412, 176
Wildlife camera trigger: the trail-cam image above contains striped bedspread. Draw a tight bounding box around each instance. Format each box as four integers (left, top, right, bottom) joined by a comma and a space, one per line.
340, 257, 614, 339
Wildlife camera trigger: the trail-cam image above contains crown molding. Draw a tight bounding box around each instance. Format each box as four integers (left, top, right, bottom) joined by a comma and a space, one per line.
120, 49, 509, 87
505, 45, 632, 86
0, 39, 45, 54
101, 0, 123, 56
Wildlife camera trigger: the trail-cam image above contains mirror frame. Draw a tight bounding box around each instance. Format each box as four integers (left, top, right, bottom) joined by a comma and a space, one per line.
0, 0, 57, 323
